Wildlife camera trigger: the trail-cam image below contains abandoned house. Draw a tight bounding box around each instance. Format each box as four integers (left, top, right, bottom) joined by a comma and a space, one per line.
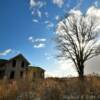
0, 54, 45, 80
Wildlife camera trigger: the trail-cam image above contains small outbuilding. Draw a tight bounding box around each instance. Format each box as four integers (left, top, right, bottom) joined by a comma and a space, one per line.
26, 66, 45, 81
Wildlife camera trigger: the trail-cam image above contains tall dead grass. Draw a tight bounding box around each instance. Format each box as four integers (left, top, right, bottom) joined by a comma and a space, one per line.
0, 75, 100, 100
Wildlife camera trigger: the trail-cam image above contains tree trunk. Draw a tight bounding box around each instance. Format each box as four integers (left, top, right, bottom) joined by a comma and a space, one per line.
78, 64, 84, 80
78, 64, 86, 94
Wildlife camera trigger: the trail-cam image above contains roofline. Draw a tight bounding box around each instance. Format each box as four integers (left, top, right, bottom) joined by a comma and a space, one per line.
0, 59, 8, 62
8, 53, 30, 64
0, 59, 8, 66
28, 66, 45, 71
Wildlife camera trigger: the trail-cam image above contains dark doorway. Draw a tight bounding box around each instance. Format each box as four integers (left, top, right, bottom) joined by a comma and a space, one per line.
20, 71, 24, 78
10, 71, 15, 79
0, 70, 5, 79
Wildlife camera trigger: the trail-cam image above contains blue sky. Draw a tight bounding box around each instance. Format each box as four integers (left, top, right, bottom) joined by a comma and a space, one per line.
0, 0, 100, 77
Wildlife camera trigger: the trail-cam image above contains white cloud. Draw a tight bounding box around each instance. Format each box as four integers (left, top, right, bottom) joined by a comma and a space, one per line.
35, 38, 46, 42
74, 0, 83, 9
44, 20, 54, 28
55, 15, 60, 21
45, 55, 100, 77
45, 60, 78, 77
28, 36, 34, 42
28, 36, 47, 48
64, 6, 100, 31
0, 49, 13, 56
94, 1, 98, 7
47, 23, 54, 28
32, 19, 39, 23
86, 6, 100, 30
30, 0, 46, 18
30, 0, 46, 8
38, 1, 46, 8
28, 36, 47, 43
68, 6, 100, 30
94, 0, 100, 7
66, 0, 83, 15
31, 11, 34, 15
69, 9, 82, 16
34, 43, 45, 48
86, 6, 100, 18
85, 56, 100, 75
30, 0, 37, 7
44, 12, 49, 17
52, 0, 64, 8
28, 36, 33, 40
44, 21, 49, 24
37, 10, 42, 18
44, 53, 53, 60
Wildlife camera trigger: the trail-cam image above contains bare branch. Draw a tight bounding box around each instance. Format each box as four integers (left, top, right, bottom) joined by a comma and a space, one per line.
55, 13, 100, 78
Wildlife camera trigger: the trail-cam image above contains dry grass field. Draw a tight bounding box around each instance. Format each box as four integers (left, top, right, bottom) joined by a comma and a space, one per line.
0, 74, 100, 100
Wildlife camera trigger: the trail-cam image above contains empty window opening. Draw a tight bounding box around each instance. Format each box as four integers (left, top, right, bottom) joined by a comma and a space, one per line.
21, 61, 25, 68
0, 70, 5, 79
12, 60, 16, 67
10, 71, 15, 79
20, 71, 24, 78
33, 72, 36, 78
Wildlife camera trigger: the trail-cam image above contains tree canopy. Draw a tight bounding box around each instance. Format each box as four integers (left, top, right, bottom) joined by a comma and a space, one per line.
55, 10, 100, 78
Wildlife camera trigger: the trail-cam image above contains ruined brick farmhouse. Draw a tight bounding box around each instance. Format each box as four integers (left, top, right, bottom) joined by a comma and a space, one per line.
0, 54, 45, 80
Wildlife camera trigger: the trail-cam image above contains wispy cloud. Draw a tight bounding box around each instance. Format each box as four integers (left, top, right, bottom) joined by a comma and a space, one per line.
37, 10, 42, 18
0, 49, 13, 56
44, 12, 49, 17
45, 60, 78, 77
46, 55, 100, 77
44, 20, 54, 28
35, 38, 46, 42
74, 0, 83, 10
86, 6, 100, 18
30, 0, 46, 18
55, 15, 60, 21
52, 0, 64, 8
86, 55, 100, 75
44, 53, 53, 60
34, 43, 45, 48
28, 36, 46, 42
28, 36, 47, 48
32, 19, 39, 23
69, 5, 100, 19
28, 36, 34, 42
94, 0, 100, 7
30, 0, 37, 7
69, 9, 82, 16
30, 0, 46, 8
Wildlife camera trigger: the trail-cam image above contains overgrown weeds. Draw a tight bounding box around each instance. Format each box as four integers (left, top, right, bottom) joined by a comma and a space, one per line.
0, 75, 100, 100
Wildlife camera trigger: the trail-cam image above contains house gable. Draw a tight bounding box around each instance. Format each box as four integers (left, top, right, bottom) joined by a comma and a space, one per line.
8, 54, 30, 65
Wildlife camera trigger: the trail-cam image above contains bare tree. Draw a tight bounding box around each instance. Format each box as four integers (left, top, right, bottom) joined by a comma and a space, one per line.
55, 13, 100, 79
